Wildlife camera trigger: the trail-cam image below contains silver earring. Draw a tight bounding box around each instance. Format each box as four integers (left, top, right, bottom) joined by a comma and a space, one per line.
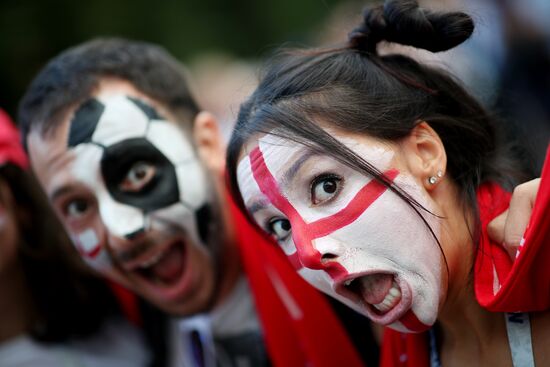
428, 170, 444, 185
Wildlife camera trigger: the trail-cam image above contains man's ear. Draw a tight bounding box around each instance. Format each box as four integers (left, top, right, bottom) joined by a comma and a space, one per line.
193, 111, 226, 174
401, 121, 447, 191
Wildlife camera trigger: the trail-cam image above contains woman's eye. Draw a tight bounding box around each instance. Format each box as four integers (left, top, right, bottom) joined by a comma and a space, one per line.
268, 218, 292, 241
120, 161, 156, 192
311, 175, 341, 205
65, 199, 90, 219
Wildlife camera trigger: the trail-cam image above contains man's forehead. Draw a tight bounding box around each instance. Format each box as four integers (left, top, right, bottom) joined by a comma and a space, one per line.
27, 117, 72, 186
69, 94, 162, 147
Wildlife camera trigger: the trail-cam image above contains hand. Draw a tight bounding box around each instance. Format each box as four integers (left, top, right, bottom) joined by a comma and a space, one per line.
487, 178, 541, 259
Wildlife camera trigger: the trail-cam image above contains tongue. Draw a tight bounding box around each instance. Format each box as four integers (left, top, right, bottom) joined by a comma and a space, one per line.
150, 243, 185, 284
360, 274, 394, 305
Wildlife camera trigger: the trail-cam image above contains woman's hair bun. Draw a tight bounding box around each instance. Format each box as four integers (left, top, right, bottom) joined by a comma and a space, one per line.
348, 0, 474, 53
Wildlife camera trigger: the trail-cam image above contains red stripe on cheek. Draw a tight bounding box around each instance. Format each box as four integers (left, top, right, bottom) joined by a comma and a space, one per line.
248, 147, 397, 283
249, 147, 324, 270
75, 239, 102, 258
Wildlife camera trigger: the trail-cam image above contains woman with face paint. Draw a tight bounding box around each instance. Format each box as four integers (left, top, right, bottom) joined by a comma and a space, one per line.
226, 0, 550, 365
0, 110, 150, 366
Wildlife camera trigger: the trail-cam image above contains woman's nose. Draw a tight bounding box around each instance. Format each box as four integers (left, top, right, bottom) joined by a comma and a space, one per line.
314, 236, 347, 263
295, 234, 346, 270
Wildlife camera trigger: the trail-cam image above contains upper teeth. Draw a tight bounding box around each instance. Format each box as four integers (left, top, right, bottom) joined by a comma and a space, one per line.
140, 251, 165, 268
344, 280, 352, 286
373, 281, 401, 313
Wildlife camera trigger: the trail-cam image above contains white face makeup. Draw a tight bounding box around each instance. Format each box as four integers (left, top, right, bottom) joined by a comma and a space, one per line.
29, 90, 217, 315
237, 133, 444, 332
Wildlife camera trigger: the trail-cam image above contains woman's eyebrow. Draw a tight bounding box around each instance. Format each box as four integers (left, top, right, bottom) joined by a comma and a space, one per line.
281, 150, 318, 184
248, 197, 270, 214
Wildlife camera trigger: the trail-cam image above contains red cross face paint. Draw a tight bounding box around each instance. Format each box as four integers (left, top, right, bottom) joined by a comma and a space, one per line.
237, 134, 444, 332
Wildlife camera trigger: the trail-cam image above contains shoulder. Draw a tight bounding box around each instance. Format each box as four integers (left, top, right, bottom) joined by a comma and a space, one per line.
0, 318, 152, 367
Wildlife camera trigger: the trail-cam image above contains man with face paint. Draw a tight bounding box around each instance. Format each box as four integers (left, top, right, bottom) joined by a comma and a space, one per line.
18, 38, 373, 367
18, 39, 264, 367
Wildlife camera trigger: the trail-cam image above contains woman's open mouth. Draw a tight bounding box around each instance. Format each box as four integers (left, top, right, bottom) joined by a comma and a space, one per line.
336, 272, 412, 325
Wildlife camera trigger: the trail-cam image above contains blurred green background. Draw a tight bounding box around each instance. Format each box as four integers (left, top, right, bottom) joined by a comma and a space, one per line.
0, 0, 361, 117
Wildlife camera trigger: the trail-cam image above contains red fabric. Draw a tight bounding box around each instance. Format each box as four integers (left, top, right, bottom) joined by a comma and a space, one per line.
228, 194, 365, 367
380, 328, 429, 367
476, 146, 550, 312
0, 109, 29, 169
106, 280, 142, 327
380, 147, 550, 366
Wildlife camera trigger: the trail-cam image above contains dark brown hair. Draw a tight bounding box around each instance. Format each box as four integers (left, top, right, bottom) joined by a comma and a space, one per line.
1, 164, 118, 342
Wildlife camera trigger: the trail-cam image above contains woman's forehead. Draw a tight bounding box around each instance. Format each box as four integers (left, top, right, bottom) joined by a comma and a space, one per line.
237, 130, 396, 176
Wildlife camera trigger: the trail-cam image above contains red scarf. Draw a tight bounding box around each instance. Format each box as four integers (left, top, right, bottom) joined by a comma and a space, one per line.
380, 147, 550, 366
0, 109, 28, 169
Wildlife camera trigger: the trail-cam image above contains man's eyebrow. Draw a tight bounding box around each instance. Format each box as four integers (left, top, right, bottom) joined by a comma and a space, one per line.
281, 150, 317, 184
50, 186, 74, 201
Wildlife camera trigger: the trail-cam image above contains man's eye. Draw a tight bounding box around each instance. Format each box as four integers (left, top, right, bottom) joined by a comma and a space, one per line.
66, 199, 90, 219
268, 218, 291, 241
120, 161, 156, 192
311, 174, 341, 205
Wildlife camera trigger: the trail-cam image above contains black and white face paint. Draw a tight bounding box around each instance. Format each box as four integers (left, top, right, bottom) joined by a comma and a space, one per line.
66, 94, 212, 271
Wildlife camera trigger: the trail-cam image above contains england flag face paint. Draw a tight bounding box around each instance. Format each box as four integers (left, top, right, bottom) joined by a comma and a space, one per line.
29, 88, 218, 315
237, 133, 444, 332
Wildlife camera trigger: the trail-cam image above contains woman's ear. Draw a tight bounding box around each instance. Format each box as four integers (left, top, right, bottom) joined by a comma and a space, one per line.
193, 111, 226, 175
401, 121, 447, 191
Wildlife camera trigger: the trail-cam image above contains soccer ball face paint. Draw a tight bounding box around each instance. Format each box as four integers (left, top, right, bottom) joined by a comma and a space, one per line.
63, 95, 211, 270
30, 92, 216, 315
237, 134, 444, 332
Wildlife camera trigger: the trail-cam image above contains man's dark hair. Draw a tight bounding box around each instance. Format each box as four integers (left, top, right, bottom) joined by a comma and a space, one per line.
18, 37, 200, 146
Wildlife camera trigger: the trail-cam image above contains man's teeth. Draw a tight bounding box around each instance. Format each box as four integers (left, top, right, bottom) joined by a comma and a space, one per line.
139, 250, 165, 268
373, 281, 401, 312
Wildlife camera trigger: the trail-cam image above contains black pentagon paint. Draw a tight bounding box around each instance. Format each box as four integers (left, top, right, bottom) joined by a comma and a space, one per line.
195, 203, 212, 244
101, 138, 179, 211
127, 96, 163, 120
68, 98, 105, 147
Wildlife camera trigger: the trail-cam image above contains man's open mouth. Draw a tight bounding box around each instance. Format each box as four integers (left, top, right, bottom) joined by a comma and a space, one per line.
135, 239, 187, 286
336, 272, 412, 325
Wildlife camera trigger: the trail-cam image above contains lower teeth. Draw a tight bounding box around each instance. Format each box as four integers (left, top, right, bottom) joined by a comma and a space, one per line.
373, 281, 401, 313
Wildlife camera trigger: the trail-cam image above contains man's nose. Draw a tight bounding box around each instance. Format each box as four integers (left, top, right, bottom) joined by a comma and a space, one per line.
98, 195, 146, 250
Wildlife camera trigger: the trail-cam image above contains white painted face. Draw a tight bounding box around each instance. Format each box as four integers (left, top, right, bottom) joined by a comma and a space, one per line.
237, 133, 444, 332
29, 90, 218, 316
